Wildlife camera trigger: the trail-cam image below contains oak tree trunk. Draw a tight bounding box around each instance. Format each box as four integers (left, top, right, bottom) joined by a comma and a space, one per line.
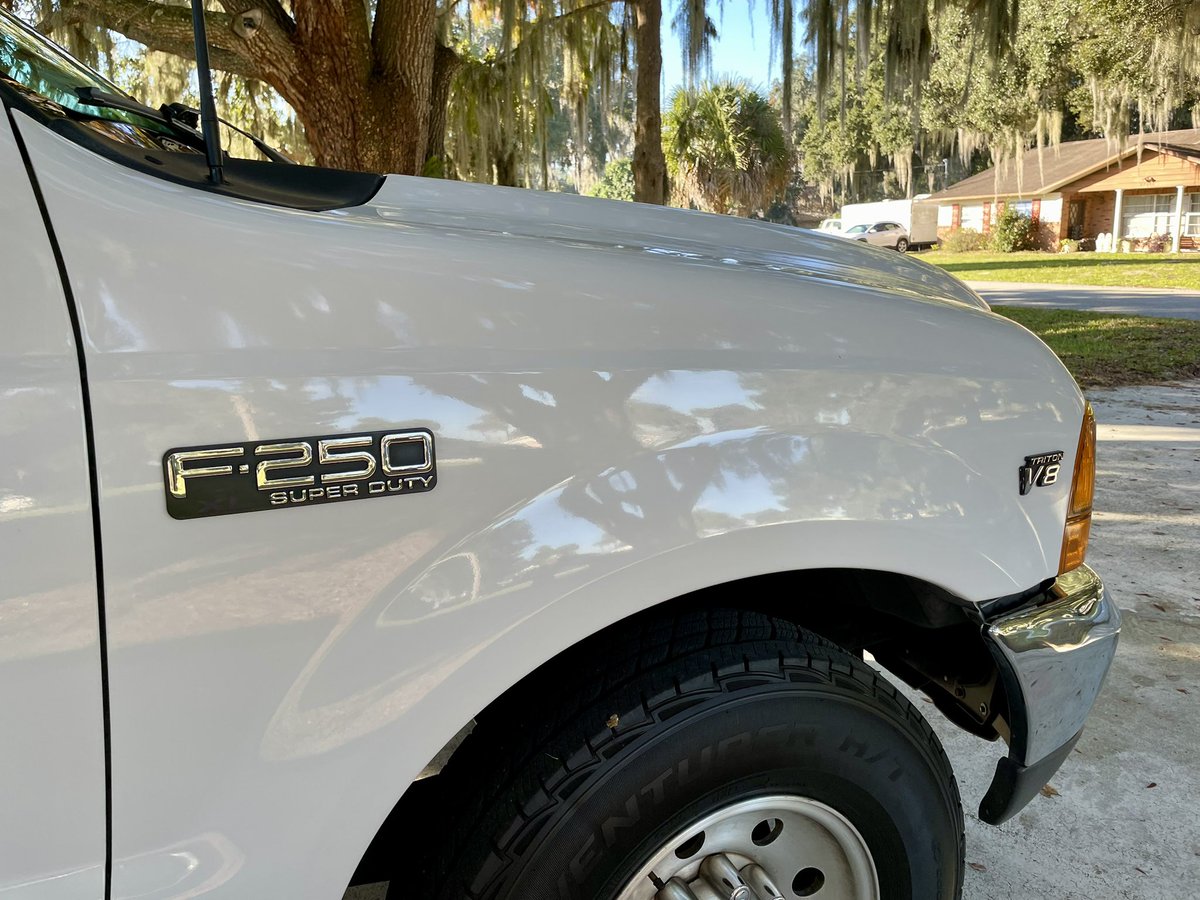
50, 0, 663, 186
287, 0, 437, 173
425, 42, 462, 168
57, 0, 442, 175
632, 0, 667, 204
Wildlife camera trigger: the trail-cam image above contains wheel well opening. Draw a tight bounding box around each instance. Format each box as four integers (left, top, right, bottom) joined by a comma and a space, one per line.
348, 567, 1007, 888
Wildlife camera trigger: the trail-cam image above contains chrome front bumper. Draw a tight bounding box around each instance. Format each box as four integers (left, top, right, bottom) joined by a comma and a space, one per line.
978, 564, 1120, 824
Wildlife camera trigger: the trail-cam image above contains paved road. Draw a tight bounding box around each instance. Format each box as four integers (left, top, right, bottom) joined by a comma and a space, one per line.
968, 280, 1200, 320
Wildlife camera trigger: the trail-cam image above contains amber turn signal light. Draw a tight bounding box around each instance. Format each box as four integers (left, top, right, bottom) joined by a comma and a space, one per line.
1060, 403, 1096, 574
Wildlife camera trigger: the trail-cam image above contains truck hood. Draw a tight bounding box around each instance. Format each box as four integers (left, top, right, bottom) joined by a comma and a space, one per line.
361, 176, 987, 311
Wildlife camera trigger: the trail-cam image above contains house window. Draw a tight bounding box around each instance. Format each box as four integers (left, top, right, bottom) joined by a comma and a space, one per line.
1122, 193, 1176, 238
959, 204, 984, 232
1186, 193, 1200, 236
1010, 200, 1033, 217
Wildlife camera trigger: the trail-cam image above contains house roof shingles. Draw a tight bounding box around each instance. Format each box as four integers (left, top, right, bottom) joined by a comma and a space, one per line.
928, 129, 1200, 201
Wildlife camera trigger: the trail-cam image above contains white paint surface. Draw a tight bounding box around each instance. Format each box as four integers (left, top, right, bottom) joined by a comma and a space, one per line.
10, 110, 1095, 899
0, 108, 106, 899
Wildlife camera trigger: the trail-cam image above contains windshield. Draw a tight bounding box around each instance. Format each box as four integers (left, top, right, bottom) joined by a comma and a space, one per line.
0, 9, 168, 133
845, 224, 869, 234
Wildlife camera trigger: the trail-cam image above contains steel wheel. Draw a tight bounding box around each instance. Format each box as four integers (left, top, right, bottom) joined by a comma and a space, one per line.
616, 794, 879, 900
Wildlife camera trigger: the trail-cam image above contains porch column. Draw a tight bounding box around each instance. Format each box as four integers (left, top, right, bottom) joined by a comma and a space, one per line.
1173, 184, 1186, 253
1112, 188, 1125, 252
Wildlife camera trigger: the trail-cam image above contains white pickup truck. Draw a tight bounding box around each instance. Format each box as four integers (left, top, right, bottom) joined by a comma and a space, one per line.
1, 11, 1119, 900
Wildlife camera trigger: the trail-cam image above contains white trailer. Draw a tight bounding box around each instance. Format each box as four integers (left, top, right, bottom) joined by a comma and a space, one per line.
840, 195, 940, 249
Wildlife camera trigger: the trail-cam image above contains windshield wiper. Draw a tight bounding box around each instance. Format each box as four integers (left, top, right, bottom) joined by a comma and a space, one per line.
74, 86, 293, 165
74, 86, 177, 127
161, 101, 294, 165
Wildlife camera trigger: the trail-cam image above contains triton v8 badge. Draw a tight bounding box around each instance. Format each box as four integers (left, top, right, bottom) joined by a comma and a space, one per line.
1018, 450, 1063, 496
163, 429, 436, 519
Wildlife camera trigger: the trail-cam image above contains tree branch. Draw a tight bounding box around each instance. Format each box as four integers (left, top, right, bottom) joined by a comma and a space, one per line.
484, 0, 622, 65
213, 0, 301, 86
217, 0, 295, 34
548, 0, 623, 27
42, 0, 260, 79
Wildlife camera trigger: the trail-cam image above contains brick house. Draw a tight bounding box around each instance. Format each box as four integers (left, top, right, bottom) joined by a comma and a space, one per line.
927, 128, 1200, 250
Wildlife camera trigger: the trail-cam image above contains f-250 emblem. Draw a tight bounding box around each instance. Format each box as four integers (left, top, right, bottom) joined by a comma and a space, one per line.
1018, 450, 1063, 496
163, 428, 435, 519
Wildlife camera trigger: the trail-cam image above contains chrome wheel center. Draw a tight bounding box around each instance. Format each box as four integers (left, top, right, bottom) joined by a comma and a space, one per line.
616, 795, 880, 900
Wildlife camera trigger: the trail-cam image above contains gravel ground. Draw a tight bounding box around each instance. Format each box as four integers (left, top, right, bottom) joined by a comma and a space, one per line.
347, 381, 1200, 900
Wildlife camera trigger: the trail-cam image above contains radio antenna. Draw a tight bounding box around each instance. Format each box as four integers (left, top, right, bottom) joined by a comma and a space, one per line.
189, 0, 223, 184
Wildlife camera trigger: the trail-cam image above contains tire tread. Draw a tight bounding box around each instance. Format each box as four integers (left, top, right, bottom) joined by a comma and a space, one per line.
408, 609, 964, 900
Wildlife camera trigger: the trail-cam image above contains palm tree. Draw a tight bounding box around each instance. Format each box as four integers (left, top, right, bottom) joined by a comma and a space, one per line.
663, 79, 790, 216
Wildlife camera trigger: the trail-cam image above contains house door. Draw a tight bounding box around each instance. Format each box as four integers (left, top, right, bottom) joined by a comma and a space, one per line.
1068, 199, 1086, 240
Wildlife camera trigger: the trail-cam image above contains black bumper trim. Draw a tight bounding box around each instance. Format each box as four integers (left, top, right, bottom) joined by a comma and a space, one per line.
978, 729, 1082, 825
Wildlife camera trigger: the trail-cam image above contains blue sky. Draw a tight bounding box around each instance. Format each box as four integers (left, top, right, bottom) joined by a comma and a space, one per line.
661, 3, 778, 95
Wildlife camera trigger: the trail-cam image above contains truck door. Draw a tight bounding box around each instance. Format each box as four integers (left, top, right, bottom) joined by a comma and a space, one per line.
0, 108, 107, 896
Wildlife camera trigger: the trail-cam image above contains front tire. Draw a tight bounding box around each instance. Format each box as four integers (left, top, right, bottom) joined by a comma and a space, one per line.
408, 611, 964, 900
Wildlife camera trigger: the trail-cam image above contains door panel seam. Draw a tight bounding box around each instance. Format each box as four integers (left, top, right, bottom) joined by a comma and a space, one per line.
3, 104, 114, 900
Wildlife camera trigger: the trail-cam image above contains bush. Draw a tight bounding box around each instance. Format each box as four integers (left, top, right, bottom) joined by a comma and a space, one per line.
941, 228, 988, 252
990, 207, 1039, 252
586, 159, 634, 202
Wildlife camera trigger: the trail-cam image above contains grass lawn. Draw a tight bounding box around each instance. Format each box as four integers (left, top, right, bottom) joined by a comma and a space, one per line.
921, 250, 1200, 290
993, 306, 1200, 388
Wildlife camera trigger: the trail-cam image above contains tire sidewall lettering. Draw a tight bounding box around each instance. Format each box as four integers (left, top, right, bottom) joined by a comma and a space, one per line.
524, 691, 929, 900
